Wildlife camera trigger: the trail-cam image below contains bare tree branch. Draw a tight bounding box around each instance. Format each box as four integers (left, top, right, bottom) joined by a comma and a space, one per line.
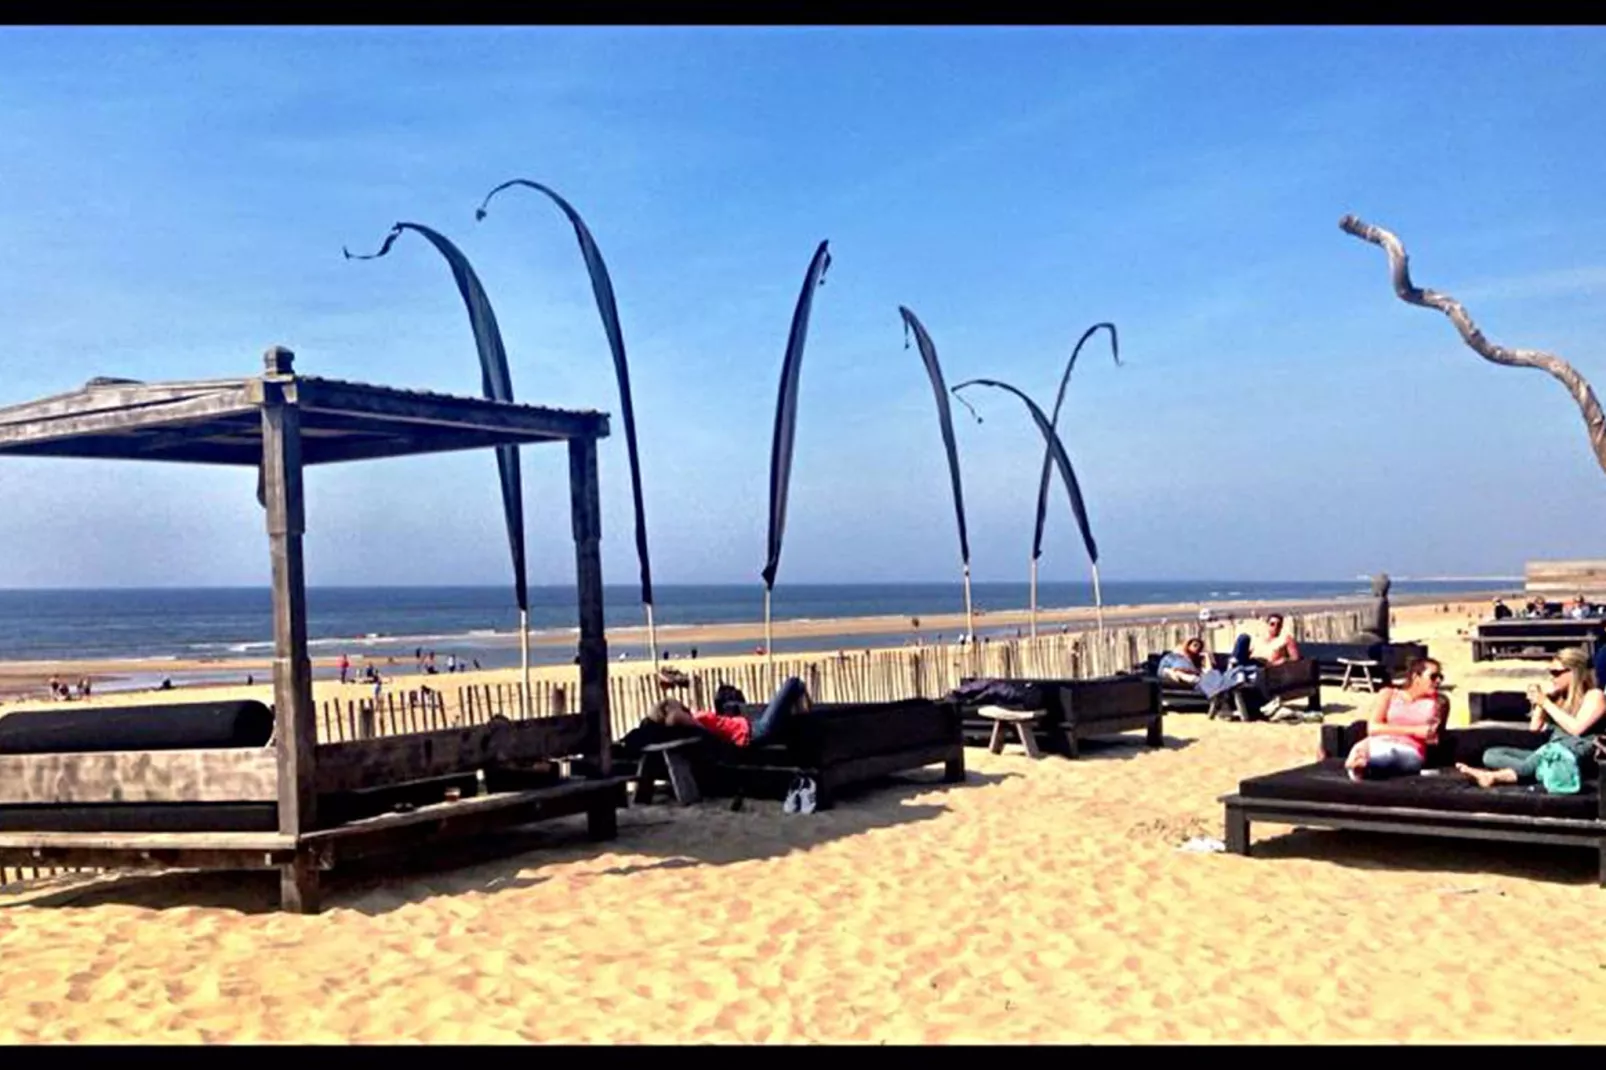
1339, 213, 1606, 475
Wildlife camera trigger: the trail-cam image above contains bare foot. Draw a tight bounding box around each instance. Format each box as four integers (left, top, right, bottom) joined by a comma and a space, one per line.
1455, 763, 1497, 789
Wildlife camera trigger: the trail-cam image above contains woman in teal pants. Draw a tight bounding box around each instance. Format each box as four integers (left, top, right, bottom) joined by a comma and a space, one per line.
1457, 646, 1606, 788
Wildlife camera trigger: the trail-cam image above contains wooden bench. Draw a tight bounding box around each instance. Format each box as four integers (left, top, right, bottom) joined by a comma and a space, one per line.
978, 706, 1041, 758
633, 738, 703, 805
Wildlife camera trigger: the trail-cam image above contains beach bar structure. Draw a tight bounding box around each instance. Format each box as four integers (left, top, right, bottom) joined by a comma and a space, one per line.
0, 347, 626, 912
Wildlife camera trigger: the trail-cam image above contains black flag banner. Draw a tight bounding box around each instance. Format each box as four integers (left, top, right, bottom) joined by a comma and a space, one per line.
952, 377, 1099, 567
899, 307, 970, 567
475, 180, 655, 611
762, 240, 832, 592
1032, 323, 1119, 563
344, 223, 528, 613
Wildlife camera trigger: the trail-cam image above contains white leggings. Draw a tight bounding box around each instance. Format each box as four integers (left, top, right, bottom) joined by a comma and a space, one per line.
1349, 736, 1423, 780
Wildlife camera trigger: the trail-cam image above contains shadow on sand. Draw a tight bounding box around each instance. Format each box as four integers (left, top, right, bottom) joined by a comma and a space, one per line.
1, 768, 1019, 916
1249, 826, 1597, 887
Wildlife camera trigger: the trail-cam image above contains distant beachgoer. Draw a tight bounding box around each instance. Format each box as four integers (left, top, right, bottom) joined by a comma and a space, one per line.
690, 647, 698, 660
160, 678, 174, 691
1491, 597, 1512, 620
246, 674, 254, 686
447, 654, 458, 674
646, 677, 812, 749
1457, 648, 1605, 789
1344, 658, 1448, 781
372, 673, 383, 700
473, 658, 482, 671
77, 677, 91, 700
339, 654, 350, 684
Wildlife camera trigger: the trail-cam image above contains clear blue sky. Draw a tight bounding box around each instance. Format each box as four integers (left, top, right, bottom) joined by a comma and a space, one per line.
1, 26, 1604, 589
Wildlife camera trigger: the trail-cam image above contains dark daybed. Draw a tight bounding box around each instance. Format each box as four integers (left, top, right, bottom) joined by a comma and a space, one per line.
1220, 719, 1606, 882
1295, 641, 1429, 686
614, 697, 966, 810
1139, 653, 1321, 719
1471, 617, 1606, 662
951, 675, 1162, 758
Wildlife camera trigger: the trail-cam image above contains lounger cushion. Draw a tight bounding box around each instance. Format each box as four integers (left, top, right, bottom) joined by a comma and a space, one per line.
1238, 758, 1600, 820
0, 700, 275, 754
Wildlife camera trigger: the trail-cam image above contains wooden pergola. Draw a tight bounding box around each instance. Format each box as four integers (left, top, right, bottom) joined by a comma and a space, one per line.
0, 347, 625, 912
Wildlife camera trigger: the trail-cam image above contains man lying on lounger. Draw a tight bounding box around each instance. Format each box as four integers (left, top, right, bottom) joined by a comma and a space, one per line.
644, 676, 813, 749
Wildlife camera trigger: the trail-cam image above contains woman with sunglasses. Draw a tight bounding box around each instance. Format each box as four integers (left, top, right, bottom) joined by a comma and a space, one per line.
1456, 646, 1606, 789
1343, 657, 1449, 780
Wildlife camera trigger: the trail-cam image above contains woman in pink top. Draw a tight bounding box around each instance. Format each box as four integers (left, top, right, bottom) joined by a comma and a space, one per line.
1343, 658, 1448, 781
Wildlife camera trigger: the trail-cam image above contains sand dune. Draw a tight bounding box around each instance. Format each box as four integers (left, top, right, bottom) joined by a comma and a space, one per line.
1, 602, 1603, 1043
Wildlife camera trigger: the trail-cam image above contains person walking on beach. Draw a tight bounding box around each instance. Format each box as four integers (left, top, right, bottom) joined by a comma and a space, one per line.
1343, 657, 1448, 781
1457, 647, 1606, 790
339, 654, 350, 685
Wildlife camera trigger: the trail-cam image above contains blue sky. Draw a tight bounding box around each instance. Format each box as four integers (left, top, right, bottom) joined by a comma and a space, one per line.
2, 26, 1605, 590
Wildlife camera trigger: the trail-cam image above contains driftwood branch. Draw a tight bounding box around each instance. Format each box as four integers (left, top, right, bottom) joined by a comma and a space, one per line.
1339, 214, 1606, 475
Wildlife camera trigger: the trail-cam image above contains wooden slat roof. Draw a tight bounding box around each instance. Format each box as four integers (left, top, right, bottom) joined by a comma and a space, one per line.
0, 351, 609, 466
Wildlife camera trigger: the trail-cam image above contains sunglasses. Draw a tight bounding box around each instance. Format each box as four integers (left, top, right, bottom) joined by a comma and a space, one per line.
1428, 673, 1445, 682
1550, 667, 1572, 677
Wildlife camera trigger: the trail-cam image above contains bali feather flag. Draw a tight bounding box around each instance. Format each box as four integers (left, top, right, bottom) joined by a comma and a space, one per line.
762, 239, 832, 679
1027, 322, 1119, 635
474, 180, 662, 667
952, 376, 1105, 630
897, 306, 974, 643
344, 222, 533, 700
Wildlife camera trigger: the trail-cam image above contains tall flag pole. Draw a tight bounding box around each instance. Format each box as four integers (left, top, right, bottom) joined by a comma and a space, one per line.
762, 240, 833, 689
475, 180, 660, 672
897, 307, 975, 663
952, 377, 1104, 633
1030, 323, 1119, 638
344, 222, 532, 708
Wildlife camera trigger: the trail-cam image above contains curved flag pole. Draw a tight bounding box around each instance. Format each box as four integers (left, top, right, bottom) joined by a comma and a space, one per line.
952, 377, 1104, 635
475, 180, 661, 674
762, 240, 833, 690
345, 223, 533, 712
1030, 323, 1120, 638
898, 307, 975, 665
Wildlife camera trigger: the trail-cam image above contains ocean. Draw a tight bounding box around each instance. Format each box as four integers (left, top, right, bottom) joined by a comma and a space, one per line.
0, 579, 1511, 678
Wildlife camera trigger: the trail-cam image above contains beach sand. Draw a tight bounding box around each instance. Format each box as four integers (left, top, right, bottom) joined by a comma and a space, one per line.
2, 600, 1603, 1043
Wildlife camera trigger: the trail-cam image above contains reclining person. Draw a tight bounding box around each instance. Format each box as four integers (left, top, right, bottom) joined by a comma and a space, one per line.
1229, 612, 1303, 720
1456, 647, 1605, 789
1344, 657, 1448, 781
645, 675, 814, 750
1156, 637, 1212, 690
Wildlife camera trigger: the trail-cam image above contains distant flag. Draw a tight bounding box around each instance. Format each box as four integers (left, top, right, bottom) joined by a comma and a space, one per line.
474, 180, 660, 663
343, 223, 528, 617
762, 240, 833, 674
898, 306, 974, 641
1033, 323, 1119, 564
953, 376, 1105, 627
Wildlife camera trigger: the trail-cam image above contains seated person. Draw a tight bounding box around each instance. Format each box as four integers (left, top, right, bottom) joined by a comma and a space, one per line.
1491, 597, 1513, 620
1457, 647, 1605, 789
1566, 595, 1592, 620
1344, 657, 1448, 780
1156, 637, 1211, 689
645, 675, 813, 749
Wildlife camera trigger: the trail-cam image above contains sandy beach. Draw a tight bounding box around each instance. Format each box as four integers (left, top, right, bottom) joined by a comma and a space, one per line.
1, 599, 1603, 1042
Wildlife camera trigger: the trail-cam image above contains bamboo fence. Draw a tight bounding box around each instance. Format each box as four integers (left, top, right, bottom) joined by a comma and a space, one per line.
0, 606, 1364, 887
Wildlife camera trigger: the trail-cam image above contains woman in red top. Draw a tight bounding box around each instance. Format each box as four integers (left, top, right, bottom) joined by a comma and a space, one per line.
650, 676, 813, 748
1342, 658, 1448, 781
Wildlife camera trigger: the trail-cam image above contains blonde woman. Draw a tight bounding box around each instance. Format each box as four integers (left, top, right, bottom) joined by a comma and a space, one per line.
1456, 646, 1606, 789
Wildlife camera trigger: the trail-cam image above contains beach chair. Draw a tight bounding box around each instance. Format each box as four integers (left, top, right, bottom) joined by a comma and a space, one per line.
1219, 719, 1606, 882
1139, 654, 1322, 721
704, 697, 966, 810
953, 675, 1163, 759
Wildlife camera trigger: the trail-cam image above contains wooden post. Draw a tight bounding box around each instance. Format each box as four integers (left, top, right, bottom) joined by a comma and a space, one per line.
570, 435, 611, 775
261, 346, 319, 914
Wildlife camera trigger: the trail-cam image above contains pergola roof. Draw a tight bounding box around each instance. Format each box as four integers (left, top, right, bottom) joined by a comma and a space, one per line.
0, 349, 610, 466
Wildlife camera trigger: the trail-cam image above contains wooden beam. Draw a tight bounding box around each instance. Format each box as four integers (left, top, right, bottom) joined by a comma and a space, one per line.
300, 426, 568, 465
0, 829, 294, 851
0, 379, 252, 428
296, 378, 609, 442
569, 435, 611, 774
262, 354, 317, 838
312, 715, 588, 796
0, 387, 259, 450
0, 749, 279, 804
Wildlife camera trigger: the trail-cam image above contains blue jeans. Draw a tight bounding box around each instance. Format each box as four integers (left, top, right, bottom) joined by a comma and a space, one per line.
1354, 736, 1424, 779
750, 676, 809, 747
